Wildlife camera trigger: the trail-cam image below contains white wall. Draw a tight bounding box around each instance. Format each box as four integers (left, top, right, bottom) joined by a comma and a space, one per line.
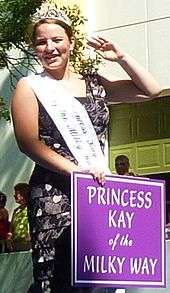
85, 0, 170, 91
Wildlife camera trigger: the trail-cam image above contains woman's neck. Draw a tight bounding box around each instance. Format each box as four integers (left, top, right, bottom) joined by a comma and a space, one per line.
44, 69, 83, 82
44, 63, 78, 81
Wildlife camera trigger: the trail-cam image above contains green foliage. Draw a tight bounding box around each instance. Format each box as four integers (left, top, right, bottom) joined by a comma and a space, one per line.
0, 0, 42, 48
0, 97, 10, 121
58, 4, 102, 74
0, 0, 43, 121
0, 0, 43, 74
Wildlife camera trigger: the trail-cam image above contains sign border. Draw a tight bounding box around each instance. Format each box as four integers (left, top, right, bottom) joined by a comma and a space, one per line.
71, 172, 166, 288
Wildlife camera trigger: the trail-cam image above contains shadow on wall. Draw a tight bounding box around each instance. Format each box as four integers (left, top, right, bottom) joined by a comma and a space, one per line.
0, 69, 33, 215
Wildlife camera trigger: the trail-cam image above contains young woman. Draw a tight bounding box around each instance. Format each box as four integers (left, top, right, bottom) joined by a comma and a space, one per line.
11, 3, 161, 293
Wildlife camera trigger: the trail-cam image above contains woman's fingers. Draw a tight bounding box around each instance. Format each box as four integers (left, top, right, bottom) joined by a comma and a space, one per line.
80, 165, 106, 186
87, 37, 115, 57
97, 36, 109, 43
98, 170, 105, 186
87, 36, 124, 58
86, 39, 102, 50
86, 35, 107, 49
89, 167, 105, 186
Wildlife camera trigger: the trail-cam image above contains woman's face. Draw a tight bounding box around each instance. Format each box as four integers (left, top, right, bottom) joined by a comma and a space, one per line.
34, 23, 73, 72
14, 191, 26, 206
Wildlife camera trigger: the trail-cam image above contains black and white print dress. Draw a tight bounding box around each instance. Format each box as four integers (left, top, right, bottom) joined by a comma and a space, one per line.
28, 74, 115, 293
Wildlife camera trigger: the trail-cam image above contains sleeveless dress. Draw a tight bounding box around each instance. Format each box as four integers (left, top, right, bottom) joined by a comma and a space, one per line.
27, 74, 115, 293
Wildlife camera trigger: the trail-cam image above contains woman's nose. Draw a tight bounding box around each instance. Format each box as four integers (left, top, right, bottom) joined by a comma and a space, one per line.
46, 39, 55, 51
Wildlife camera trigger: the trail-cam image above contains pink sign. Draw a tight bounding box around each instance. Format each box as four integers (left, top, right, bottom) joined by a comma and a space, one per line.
71, 172, 166, 288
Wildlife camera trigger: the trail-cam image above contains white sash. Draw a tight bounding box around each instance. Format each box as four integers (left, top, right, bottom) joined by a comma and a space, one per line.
24, 72, 110, 173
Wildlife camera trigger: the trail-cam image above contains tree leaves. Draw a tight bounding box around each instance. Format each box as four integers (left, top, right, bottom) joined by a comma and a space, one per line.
0, 0, 42, 121
0, 96, 10, 121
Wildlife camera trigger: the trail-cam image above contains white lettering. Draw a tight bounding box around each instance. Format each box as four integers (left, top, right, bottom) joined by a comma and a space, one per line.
86, 186, 153, 209
83, 255, 126, 274
87, 186, 96, 204
84, 255, 95, 272
130, 257, 158, 275
108, 210, 134, 229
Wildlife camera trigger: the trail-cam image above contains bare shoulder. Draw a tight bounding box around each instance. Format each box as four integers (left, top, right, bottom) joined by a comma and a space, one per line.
11, 77, 39, 130
11, 77, 39, 143
12, 77, 35, 100
11, 77, 38, 112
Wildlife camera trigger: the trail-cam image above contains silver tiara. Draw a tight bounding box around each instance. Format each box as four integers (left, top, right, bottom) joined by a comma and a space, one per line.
32, 2, 71, 27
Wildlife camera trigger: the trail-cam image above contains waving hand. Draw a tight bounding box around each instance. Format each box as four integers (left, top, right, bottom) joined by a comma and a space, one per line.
87, 36, 125, 62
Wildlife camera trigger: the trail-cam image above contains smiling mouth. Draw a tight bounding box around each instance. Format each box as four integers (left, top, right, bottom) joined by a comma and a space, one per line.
46, 54, 60, 59
44, 55, 61, 65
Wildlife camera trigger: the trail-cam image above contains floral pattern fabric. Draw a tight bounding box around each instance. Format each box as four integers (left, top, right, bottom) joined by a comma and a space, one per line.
28, 75, 115, 293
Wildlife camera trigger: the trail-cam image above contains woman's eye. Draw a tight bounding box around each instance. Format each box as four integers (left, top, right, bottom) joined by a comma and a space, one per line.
35, 41, 46, 46
53, 38, 63, 43
35, 38, 63, 46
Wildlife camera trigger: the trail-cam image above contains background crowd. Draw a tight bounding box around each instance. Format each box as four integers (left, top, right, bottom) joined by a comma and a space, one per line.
0, 183, 30, 253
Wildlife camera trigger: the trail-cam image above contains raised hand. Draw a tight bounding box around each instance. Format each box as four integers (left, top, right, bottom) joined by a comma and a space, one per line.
87, 36, 125, 62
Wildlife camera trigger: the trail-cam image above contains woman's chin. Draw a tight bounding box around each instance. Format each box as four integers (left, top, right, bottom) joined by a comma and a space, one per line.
43, 62, 62, 70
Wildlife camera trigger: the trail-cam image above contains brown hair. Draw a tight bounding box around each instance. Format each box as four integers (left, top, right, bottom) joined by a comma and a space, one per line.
31, 18, 73, 46
14, 183, 29, 200
0, 191, 7, 207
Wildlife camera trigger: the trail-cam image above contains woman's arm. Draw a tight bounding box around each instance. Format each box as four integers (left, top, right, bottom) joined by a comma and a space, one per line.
87, 36, 162, 102
11, 79, 81, 176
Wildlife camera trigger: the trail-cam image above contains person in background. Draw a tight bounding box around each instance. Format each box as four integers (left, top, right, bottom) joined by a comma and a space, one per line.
0, 191, 10, 252
11, 2, 161, 292
9, 183, 30, 252
115, 155, 136, 176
